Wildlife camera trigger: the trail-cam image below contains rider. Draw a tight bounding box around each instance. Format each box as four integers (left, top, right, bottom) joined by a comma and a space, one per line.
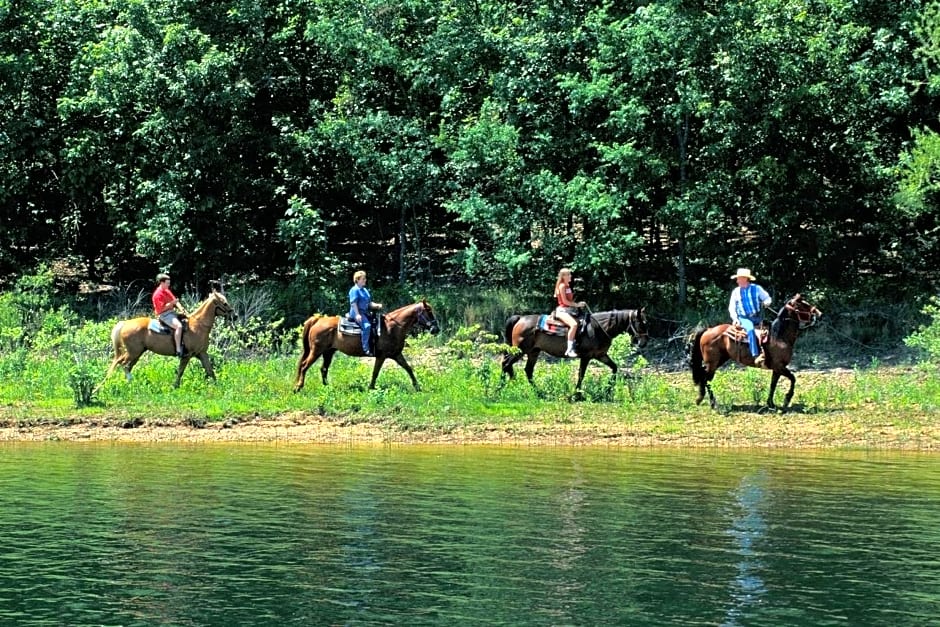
348, 270, 383, 357
152, 272, 188, 357
728, 268, 772, 367
554, 268, 587, 358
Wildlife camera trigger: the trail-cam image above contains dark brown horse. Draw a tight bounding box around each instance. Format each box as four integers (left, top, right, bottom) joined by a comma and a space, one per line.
689, 293, 822, 410
293, 300, 440, 392
99, 289, 235, 390
502, 309, 649, 390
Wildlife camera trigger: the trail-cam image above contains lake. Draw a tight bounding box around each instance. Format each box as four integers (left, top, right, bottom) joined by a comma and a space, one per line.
0, 444, 938, 626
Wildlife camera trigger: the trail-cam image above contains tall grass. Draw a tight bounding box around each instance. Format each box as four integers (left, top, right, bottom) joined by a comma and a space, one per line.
0, 272, 937, 431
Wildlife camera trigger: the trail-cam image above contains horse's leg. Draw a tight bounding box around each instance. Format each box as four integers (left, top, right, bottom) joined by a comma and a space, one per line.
502, 350, 521, 378
320, 348, 336, 385
293, 345, 322, 392
705, 374, 718, 409
122, 351, 144, 382
368, 356, 387, 390
174, 356, 192, 388
523, 349, 541, 384
768, 368, 796, 410
390, 354, 421, 391
195, 353, 216, 380
590, 354, 618, 394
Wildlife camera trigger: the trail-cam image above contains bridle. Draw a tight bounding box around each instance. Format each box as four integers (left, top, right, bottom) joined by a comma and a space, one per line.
784, 298, 821, 329
415, 304, 437, 331
625, 309, 649, 343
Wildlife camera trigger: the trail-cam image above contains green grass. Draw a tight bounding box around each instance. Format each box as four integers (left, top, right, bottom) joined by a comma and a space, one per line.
1, 325, 939, 450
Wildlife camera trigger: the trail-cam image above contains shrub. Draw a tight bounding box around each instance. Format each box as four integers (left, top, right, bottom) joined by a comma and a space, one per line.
905, 297, 940, 364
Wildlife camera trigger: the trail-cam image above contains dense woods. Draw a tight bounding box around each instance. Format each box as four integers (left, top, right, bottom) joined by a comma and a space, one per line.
2, 0, 939, 311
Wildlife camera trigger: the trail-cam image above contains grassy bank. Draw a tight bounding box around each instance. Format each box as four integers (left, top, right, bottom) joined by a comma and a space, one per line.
1, 331, 938, 448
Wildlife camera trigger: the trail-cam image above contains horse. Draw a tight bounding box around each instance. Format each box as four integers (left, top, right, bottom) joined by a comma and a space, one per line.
293, 299, 440, 392
99, 289, 235, 390
689, 293, 822, 410
501, 309, 649, 390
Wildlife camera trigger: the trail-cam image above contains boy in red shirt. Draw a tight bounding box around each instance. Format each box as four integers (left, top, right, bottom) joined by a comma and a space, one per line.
152, 273, 187, 357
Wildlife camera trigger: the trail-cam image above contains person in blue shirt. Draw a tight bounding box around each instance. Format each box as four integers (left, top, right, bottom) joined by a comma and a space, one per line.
349, 270, 383, 357
728, 268, 772, 367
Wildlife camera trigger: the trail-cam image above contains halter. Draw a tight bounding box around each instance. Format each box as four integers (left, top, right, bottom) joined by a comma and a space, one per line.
784, 299, 821, 329
415, 304, 435, 329
625, 310, 649, 342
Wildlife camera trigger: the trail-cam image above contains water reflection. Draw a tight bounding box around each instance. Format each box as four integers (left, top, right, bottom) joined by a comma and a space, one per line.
722, 471, 769, 626
1, 445, 940, 626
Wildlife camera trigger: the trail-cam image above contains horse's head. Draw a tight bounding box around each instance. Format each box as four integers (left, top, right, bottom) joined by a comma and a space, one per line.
210, 290, 236, 321
416, 299, 441, 335
785, 293, 822, 329
621, 308, 649, 347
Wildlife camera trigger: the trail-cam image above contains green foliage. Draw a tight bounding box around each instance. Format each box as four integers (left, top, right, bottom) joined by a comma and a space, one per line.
905, 297, 940, 363
0, 0, 938, 306
442, 324, 512, 400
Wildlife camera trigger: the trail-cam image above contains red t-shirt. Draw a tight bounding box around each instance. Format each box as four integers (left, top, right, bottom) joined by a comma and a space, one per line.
556, 284, 574, 308
152, 284, 177, 316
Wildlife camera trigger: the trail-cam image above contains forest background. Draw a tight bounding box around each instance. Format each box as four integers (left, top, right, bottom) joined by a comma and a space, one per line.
2, 0, 940, 344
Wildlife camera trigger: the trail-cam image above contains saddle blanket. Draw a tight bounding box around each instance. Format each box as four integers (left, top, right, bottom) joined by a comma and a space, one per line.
724, 324, 768, 344
537, 314, 570, 337
148, 319, 171, 334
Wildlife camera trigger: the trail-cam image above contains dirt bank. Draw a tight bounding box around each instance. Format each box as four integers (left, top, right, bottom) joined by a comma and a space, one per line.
2, 412, 938, 449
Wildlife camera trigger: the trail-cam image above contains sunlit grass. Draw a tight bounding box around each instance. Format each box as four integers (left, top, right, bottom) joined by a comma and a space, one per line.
1, 340, 938, 448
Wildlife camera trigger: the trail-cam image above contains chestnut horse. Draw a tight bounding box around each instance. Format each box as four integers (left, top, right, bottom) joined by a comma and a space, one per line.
689, 293, 822, 410
99, 289, 235, 390
502, 309, 649, 390
293, 300, 440, 392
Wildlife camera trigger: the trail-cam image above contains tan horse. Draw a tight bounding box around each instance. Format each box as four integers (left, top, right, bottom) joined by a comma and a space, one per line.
689, 293, 822, 410
293, 300, 440, 392
99, 289, 235, 389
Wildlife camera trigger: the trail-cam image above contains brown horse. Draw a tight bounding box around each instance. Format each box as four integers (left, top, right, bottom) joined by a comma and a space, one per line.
99, 289, 235, 390
689, 293, 822, 410
293, 300, 440, 392
502, 309, 649, 390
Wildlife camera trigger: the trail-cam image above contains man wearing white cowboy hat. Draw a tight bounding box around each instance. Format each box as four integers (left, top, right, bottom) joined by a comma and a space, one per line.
728, 268, 772, 367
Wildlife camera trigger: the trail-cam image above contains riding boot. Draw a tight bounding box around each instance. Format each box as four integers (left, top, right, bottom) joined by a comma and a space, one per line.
565, 340, 578, 358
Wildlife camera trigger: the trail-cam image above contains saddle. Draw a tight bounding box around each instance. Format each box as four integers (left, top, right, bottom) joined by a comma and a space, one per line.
537, 313, 586, 338
338, 313, 383, 337
724, 323, 768, 345
338, 315, 363, 336
147, 315, 189, 335
537, 314, 569, 337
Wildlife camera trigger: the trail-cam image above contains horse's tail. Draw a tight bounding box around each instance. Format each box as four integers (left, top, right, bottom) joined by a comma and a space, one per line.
297, 315, 322, 364
94, 321, 126, 394
504, 315, 522, 345
689, 328, 707, 385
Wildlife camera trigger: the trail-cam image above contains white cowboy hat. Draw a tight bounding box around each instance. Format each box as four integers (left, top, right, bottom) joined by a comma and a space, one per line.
731, 268, 756, 281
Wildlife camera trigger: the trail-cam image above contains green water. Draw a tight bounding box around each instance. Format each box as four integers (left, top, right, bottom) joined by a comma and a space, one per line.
0, 444, 938, 626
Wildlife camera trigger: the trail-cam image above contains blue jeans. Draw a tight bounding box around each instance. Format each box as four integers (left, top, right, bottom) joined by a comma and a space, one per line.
359, 316, 372, 353
739, 317, 761, 357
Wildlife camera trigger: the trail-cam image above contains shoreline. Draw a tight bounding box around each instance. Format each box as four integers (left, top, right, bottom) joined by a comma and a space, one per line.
2, 413, 938, 449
